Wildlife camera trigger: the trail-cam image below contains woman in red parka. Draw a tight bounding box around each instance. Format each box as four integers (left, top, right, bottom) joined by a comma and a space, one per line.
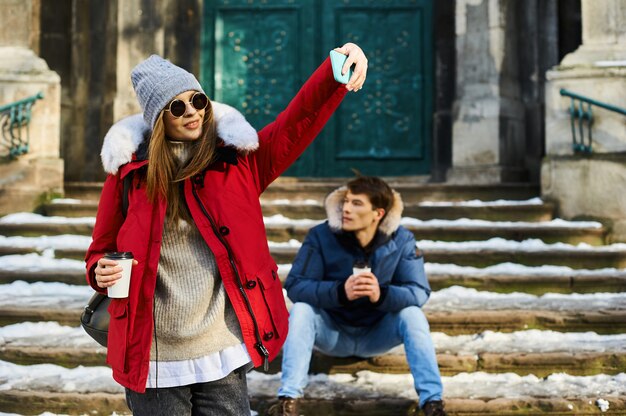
85, 44, 367, 415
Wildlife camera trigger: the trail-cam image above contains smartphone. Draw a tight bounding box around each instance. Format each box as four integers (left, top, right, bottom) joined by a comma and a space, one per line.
329, 50, 353, 84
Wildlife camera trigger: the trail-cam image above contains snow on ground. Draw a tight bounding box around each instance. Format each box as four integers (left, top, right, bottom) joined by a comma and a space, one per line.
47, 197, 546, 208
0, 360, 120, 393
2, 321, 624, 355
261, 199, 319, 205
401, 217, 603, 229
267, 239, 302, 248
424, 262, 626, 276
0, 281, 91, 308
0, 235, 92, 251
249, 370, 626, 400
0, 212, 605, 230
261, 214, 603, 229
417, 237, 626, 252
1, 252, 624, 282
50, 199, 83, 204
262, 214, 320, 227
0, 359, 623, 400
418, 198, 544, 207
425, 286, 626, 311
3, 234, 626, 259
431, 330, 626, 354
0, 213, 95, 225
0, 252, 84, 272
0, 322, 102, 349
2, 281, 624, 312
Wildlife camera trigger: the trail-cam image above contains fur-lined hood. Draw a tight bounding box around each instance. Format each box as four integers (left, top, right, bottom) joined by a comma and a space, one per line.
100, 101, 258, 174
324, 186, 404, 236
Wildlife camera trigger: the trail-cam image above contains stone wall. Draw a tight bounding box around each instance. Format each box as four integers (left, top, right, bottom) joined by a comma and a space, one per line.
448, 0, 558, 184
0, 0, 63, 215
37, 0, 203, 182
542, 0, 626, 242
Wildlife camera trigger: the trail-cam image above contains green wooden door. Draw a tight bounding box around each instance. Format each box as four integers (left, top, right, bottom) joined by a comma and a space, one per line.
202, 0, 433, 177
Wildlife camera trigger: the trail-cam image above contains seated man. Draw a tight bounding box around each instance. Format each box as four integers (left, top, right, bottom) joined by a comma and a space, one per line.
267, 176, 446, 416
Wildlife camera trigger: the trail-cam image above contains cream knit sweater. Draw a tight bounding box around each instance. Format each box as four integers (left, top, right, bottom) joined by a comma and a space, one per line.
150, 141, 243, 361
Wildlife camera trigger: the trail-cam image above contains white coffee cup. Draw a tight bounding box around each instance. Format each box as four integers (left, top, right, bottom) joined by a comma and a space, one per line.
353, 265, 371, 275
104, 252, 134, 298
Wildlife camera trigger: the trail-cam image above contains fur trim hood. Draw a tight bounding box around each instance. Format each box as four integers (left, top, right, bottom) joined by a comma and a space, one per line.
324, 186, 404, 236
100, 101, 258, 174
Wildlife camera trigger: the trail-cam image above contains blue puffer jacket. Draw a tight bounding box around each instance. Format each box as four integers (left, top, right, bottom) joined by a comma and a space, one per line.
284, 187, 431, 327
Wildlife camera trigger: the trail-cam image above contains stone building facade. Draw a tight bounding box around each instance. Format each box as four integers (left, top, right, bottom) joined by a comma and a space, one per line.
0, 0, 62, 214
1, 0, 625, 241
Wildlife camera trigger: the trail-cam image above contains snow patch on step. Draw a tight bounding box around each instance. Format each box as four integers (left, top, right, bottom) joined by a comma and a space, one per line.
262, 199, 319, 205
0, 322, 102, 349
0, 213, 95, 225
0, 360, 120, 393
50, 199, 83, 204
248, 370, 626, 400
0, 235, 92, 251
418, 198, 544, 207
432, 330, 626, 354
418, 237, 626, 252
1, 359, 623, 400
0, 253, 84, 272
0, 281, 91, 308
2, 281, 625, 311
425, 262, 626, 276
402, 217, 603, 229
0, 212, 605, 230
426, 286, 626, 311
3, 321, 625, 355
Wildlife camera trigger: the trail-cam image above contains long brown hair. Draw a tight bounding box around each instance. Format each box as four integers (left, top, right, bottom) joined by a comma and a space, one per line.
146, 101, 218, 222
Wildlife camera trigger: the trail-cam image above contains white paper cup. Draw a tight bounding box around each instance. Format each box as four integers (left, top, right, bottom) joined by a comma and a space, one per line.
105, 252, 134, 298
352, 266, 371, 275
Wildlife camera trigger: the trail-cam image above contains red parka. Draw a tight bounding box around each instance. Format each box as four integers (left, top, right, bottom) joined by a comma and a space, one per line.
85, 58, 347, 392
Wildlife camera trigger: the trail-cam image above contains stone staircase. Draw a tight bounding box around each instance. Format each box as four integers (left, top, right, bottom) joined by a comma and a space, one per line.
0, 179, 625, 415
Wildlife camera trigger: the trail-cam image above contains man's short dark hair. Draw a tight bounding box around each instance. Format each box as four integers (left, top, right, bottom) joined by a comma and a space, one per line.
346, 176, 394, 214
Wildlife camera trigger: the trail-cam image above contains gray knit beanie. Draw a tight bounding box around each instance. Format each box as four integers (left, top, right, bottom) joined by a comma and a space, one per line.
131, 55, 205, 129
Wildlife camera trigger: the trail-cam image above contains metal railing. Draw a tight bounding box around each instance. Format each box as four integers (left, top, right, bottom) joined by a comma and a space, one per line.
0, 92, 44, 158
560, 88, 626, 154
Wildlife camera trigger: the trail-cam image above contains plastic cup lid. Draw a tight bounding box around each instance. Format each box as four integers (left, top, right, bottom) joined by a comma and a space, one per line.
104, 252, 134, 260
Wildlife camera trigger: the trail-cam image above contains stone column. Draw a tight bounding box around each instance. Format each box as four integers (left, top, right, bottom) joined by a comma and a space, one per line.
542, 0, 626, 242
447, 0, 527, 184
113, 0, 166, 121
0, 0, 63, 215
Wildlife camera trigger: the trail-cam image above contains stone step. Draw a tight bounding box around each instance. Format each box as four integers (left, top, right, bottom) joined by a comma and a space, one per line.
0, 220, 93, 237
27, 243, 625, 269
0, 219, 606, 249
42, 198, 555, 222
2, 306, 624, 334
268, 245, 626, 269
3, 344, 623, 379
0, 219, 605, 246
2, 263, 626, 294
1, 390, 623, 416
0, 373, 624, 415
64, 180, 541, 204
252, 397, 626, 416
265, 221, 607, 245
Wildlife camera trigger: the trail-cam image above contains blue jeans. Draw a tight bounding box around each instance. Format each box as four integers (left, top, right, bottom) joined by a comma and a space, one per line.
278, 303, 443, 407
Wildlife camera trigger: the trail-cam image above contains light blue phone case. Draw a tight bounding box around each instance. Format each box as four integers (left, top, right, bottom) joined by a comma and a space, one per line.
329, 50, 353, 84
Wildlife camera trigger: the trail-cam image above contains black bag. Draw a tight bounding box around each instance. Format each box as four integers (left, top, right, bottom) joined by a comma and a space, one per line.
80, 172, 135, 347
80, 292, 111, 347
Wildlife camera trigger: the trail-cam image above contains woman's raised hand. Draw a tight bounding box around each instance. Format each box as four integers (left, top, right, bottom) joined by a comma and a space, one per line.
334, 42, 368, 92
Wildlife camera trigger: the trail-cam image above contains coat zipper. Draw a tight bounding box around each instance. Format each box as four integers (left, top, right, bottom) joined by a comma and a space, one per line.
190, 181, 270, 370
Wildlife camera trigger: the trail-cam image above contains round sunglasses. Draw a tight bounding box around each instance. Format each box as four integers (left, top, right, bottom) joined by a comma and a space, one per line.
164, 92, 209, 118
